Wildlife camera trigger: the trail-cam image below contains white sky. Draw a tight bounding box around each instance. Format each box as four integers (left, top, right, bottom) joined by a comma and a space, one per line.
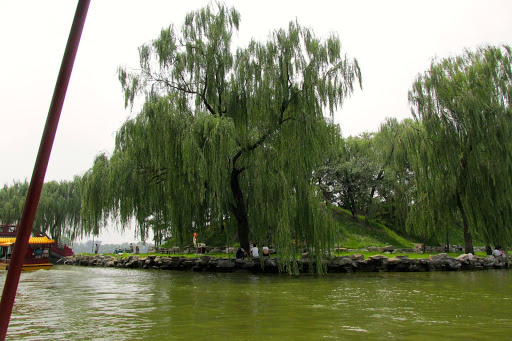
1, 0, 511, 243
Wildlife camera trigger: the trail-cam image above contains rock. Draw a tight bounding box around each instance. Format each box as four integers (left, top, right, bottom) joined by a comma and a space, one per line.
482, 255, 497, 268
369, 255, 389, 271
181, 259, 196, 270
429, 253, 448, 261
445, 257, 461, 270
234, 259, 257, 271
468, 253, 479, 261
61, 250, 507, 274
350, 254, 364, 261
198, 256, 211, 265
387, 257, 411, 272
456, 254, 470, 262
327, 257, 352, 272
431, 256, 461, 271
383, 245, 394, 252
414, 243, 425, 252
205, 258, 219, 270
217, 259, 236, 271
356, 259, 376, 272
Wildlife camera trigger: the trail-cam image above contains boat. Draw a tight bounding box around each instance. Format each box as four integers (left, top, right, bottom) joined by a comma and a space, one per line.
0, 224, 56, 271
50, 242, 74, 260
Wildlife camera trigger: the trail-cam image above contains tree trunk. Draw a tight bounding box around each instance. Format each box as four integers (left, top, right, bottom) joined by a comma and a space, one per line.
230, 167, 250, 252
456, 192, 474, 254
346, 186, 357, 221
485, 244, 492, 255
365, 167, 385, 227
364, 189, 372, 226
445, 227, 450, 252
350, 197, 357, 221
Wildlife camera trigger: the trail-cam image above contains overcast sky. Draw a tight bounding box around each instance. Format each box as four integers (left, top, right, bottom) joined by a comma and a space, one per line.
1, 1, 511, 243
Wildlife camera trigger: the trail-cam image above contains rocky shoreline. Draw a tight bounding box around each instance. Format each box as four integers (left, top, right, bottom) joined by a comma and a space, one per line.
60, 253, 509, 273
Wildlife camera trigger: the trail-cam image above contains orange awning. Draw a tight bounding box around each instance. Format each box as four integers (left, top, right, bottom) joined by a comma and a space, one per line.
0, 236, 55, 245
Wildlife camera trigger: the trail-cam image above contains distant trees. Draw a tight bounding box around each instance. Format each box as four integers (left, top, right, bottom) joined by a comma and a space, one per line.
0, 179, 81, 241
0, 181, 28, 225
36, 178, 82, 242
317, 118, 414, 230
317, 133, 380, 222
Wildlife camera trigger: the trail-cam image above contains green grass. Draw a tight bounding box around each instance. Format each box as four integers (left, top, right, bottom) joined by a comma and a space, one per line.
335, 251, 487, 259
78, 206, 484, 258
331, 206, 416, 249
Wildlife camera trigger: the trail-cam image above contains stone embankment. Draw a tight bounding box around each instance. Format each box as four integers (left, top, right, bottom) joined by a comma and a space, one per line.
61, 253, 508, 273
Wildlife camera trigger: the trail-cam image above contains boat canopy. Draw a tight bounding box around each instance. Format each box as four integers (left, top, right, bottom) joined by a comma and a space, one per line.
0, 236, 55, 245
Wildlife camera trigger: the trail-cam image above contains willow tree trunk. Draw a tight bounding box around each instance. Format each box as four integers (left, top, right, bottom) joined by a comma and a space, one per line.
365, 166, 385, 226
445, 228, 450, 252
230, 167, 250, 252
485, 244, 492, 255
456, 192, 474, 254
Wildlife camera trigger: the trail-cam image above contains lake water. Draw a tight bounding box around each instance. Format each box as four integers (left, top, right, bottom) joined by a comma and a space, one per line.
1, 266, 511, 340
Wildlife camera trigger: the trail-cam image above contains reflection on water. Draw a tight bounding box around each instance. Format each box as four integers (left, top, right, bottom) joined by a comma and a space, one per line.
1, 267, 511, 340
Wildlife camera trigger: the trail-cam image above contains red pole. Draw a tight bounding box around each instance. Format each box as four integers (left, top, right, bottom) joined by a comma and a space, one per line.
0, 1, 90, 339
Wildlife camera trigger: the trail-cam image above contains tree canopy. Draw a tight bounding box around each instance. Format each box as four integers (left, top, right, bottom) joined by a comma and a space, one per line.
0, 179, 81, 242
80, 3, 361, 271
408, 45, 512, 252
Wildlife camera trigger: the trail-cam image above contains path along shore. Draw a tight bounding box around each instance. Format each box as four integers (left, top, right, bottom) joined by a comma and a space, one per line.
61, 253, 509, 273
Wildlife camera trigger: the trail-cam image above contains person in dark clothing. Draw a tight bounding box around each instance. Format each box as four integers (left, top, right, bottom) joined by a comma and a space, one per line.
236, 247, 248, 259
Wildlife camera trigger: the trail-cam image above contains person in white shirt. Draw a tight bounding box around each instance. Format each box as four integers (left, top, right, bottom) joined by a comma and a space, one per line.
262, 246, 270, 257
250, 244, 259, 258
492, 246, 504, 257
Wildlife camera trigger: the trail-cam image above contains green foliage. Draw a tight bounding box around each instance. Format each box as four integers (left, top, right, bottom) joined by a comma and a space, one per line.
371, 118, 417, 232
318, 118, 417, 231
0, 180, 28, 224
317, 134, 379, 218
0, 179, 82, 241
80, 3, 362, 273
36, 178, 82, 241
331, 206, 414, 249
408, 45, 512, 249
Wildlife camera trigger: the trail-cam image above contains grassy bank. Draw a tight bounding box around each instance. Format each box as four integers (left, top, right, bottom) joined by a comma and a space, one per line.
331, 206, 416, 249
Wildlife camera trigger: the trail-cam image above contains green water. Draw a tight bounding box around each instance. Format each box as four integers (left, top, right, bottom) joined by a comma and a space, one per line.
1, 266, 511, 340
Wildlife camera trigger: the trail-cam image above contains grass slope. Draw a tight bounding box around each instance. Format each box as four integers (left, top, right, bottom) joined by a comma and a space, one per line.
331, 206, 416, 249
157, 206, 419, 250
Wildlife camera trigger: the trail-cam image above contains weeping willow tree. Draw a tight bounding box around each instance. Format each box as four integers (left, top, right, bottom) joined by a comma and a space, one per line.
80, 4, 361, 271
408, 45, 512, 253
0, 179, 82, 241
36, 178, 82, 242
0, 181, 28, 225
